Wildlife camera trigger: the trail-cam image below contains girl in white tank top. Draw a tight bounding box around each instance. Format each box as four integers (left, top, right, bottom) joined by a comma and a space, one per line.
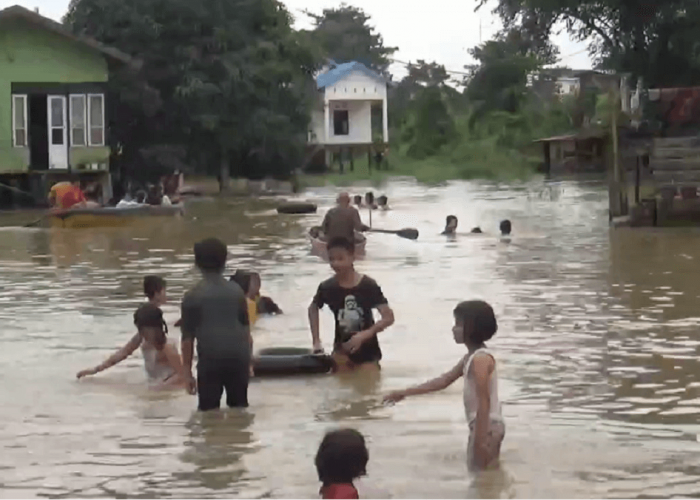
384, 300, 505, 470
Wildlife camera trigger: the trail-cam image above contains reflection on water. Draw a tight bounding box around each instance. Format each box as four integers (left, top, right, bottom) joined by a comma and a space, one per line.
4, 178, 700, 497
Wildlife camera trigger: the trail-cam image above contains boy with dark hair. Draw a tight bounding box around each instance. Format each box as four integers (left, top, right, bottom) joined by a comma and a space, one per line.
180, 238, 253, 410
316, 428, 369, 499
308, 236, 394, 372
499, 219, 512, 236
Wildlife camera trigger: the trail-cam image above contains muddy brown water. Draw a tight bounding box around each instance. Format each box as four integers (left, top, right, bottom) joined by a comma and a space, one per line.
2, 178, 700, 498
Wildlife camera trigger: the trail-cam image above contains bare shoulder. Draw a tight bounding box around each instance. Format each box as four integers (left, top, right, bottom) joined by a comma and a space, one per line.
470, 351, 496, 376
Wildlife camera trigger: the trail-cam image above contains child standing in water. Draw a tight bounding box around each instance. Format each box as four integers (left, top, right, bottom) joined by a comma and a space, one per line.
77, 279, 188, 389
316, 428, 369, 499
384, 300, 505, 470
308, 237, 394, 372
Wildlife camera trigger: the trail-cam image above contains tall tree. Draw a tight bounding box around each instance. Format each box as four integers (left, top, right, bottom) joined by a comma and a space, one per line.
303, 4, 397, 75
64, 0, 319, 185
480, 0, 700, 87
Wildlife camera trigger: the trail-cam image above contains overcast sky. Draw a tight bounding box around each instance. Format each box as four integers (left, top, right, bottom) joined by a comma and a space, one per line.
3, 0, 593, 79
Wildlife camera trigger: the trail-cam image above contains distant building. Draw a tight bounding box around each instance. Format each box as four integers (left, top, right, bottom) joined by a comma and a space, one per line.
307, 60, 388, 169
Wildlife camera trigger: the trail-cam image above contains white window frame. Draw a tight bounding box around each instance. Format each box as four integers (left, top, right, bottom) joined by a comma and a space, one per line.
69, 94, 87, 147
12, 94, 28, 147
87, 93, 105, 147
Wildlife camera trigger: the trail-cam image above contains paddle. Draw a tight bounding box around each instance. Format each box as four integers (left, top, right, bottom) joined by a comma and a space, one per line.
24, 215, 46, 228
368, 227, 419, 240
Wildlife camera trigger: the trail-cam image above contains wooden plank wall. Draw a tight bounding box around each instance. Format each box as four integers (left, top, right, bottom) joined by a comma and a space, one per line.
650, 137, 700, 183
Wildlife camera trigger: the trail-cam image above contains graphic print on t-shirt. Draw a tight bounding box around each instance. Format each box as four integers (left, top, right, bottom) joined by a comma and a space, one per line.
337, 294, 363, 339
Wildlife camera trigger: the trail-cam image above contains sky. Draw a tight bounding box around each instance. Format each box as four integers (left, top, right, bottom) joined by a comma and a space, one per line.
3, 0, 594, 80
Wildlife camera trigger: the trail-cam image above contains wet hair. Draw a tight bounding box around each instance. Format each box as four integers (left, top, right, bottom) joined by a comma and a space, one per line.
470, 227, 483, 234
453, 300, 498, 345
315, 428, 368, 486
258, 295, 282, 315
143, 275, 166, 299
353, 195, 362, 205
133, 303, 167, 349
230, 270, 252, 294
327, 236, 355, 255
500, 219, 512, 235
365, 192, 374, 204
446, 215, 457, 225
194, 238, 228, 273
377, 195, 388, 206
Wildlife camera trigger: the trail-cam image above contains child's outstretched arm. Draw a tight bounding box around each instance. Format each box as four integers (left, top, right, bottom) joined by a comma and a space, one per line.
308, 302, 322, 352
383, 356, 465, 403
76, 334, 141, 379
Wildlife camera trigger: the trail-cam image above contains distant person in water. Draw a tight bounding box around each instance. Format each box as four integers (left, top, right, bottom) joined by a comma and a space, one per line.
316, 428, 369, 499
442, 215, 458, 235
308, 237, 394, 372
376, 195, 389, 210
499, 220, 512, 236
364, 192, 378, 210
353, 195, 363, 207
321, 192, 369, 244
77, 277, 188, 388
470, 227, 483, 234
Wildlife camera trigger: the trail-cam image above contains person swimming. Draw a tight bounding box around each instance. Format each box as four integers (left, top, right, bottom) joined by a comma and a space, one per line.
353, 195, 363, 207
364, 192, 378, 210
376, 195, 389, 210
470, 227, 483, 234
442, 215, 458, 235
231, 270, 283, 317
499, 220, 512, 236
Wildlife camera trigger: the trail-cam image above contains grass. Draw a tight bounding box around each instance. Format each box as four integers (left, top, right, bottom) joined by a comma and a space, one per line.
299, 141, 540, 189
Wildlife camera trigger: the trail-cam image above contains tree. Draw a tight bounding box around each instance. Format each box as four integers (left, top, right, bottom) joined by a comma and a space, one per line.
480, 0, 700, 87
402, 87, 457, 159
303, 4, 397, 76
465, 29, 550, 117
64, 0, 320, 185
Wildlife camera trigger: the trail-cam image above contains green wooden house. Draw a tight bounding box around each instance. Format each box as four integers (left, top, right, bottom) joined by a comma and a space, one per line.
0, 5, 132, 206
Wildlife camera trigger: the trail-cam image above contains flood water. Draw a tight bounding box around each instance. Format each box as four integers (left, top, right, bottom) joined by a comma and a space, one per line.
2, 177, 700, 498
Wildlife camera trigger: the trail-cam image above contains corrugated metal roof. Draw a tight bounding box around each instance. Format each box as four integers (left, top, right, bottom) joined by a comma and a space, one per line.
316, 61, 385, 90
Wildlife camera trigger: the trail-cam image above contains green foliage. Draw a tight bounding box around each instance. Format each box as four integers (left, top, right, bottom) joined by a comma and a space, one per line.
402, 87, 456, 159
481, 0, 700, 88
302, 4, 397, 75
64, 0, 321, 182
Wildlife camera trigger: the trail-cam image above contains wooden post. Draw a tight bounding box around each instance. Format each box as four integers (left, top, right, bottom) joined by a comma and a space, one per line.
350, 147, 355, 172
543, 142, 551, 174
367, 147, 372, 174
635, 156, 640, 204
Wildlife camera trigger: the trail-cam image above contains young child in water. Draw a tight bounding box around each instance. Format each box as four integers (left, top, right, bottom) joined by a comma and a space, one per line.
308, 237, 394, 372
316, 428, 369, 499
384, 300, 505, 470
376, 195, 389, 210
77, 278, 187, 388
442, 215, 458, 235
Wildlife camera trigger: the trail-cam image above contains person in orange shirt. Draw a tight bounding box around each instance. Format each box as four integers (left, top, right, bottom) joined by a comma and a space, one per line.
48, 176, 87, 210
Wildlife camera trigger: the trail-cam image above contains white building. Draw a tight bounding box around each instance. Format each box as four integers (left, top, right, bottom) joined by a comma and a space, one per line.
555, 75, 580, 96
307, 61, 388, 168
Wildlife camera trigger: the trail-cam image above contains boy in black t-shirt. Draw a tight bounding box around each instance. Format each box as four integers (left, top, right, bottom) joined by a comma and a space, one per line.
308, 237, 395, 371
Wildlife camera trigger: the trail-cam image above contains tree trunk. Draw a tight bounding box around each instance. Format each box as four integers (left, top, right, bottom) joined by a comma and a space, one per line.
219, 148, 230, 193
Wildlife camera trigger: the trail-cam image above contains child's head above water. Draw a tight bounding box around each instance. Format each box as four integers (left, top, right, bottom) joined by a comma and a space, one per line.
377, 195, 388, 206
327, 237, 355, 275
452, 300, 497, 347
444, 215, 458, 234
500, 219, 512, 235
316, 428, 368, 488
194, 238, 228, 274
143, 275, 167, 305
134, 303, 167, 349
353, 195, 362, 205
230, 270, 261, 298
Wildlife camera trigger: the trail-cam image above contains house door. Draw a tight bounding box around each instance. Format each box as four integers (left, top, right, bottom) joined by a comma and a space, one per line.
47, 95, 68, 170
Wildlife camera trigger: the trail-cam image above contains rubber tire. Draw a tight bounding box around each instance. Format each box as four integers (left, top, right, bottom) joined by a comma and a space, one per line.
276, 202, 317, 214
253, 347, 333, 376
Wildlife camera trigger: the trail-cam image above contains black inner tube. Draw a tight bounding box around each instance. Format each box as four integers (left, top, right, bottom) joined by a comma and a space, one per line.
253, 347, 333, 377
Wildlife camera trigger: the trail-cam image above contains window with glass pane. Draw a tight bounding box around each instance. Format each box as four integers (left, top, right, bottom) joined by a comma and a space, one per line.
88, 94, 104, 146
70, 95, 86, 146
51, 98, 64, 127
13, 95, 27, 147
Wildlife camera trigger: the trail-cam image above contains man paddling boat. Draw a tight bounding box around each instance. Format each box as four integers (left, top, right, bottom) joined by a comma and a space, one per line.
320, 192, 369, 244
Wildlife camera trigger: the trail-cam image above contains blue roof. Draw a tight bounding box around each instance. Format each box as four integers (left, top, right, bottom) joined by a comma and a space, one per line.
316, 61, 385, 90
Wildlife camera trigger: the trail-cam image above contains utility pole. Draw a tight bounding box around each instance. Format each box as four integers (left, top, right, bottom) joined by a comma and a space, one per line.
479, 18, 482, 43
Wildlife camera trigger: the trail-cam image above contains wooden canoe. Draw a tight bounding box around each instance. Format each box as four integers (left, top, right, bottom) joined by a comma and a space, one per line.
309, 231, 366, 258
49, 204, 185, 229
